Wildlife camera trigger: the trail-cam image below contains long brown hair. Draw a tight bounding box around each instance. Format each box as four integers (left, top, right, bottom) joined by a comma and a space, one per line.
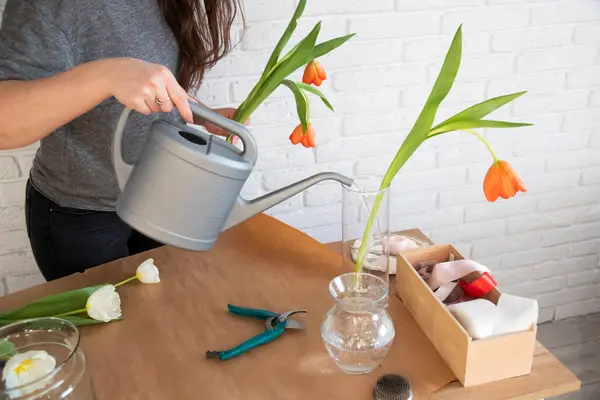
158, 0, 242, 92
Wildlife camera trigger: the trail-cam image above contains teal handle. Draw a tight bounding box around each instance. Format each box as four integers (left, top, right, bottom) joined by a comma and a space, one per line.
227, 304, 279, 320
215, 328, 284, 361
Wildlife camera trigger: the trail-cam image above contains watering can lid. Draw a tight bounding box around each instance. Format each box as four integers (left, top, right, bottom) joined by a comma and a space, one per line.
153, 120, 255, 180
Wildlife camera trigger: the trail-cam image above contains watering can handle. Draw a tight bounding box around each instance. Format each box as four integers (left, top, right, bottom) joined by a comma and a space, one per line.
112, 102, 258, 192
188, 102, 258, 161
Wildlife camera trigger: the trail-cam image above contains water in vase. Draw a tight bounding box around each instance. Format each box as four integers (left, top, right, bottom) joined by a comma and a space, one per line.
322, 292, 395, 374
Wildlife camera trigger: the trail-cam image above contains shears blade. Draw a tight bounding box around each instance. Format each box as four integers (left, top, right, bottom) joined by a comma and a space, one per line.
264, 309, 307, 330
281, 309, 307, 330
285, 319, 305, 329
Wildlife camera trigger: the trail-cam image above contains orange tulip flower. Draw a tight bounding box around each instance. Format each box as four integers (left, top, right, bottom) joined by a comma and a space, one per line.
289, 124, 315, 148
483, 160, 527, 202
302, 61, 327, 87
289, 124, 304, 145
301, 125, 315, 148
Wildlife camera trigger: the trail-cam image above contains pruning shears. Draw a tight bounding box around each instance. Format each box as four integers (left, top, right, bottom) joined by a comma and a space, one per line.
206, 304, 307, 361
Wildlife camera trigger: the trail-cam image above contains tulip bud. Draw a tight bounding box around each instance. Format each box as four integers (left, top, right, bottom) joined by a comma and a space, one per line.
483, 160, 527, 202
302, 61, 327, 87
290, 124, 315, 148
86, 285, 121, 323
301, 125, 316, 148
136, 258, 160, 284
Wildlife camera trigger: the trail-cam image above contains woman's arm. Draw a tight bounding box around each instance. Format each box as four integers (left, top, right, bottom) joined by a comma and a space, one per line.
0, 61, 111, 149
0, 58, 194, 150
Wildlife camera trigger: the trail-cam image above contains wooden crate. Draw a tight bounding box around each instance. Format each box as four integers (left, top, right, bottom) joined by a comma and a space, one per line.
395, 244, 537, 387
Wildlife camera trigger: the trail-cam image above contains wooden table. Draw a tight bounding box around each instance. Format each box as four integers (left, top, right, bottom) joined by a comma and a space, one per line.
0, 215, 580, 399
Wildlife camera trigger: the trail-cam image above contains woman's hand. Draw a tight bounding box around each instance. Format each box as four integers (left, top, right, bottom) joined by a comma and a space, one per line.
104, 58, 194, 123
196, 107, 251, 137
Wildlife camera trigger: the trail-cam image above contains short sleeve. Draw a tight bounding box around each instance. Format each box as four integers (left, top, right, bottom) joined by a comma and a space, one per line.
0, 0, 75, 81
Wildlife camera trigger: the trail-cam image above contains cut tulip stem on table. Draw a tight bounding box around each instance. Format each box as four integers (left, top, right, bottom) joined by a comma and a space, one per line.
0, 258, 162, 327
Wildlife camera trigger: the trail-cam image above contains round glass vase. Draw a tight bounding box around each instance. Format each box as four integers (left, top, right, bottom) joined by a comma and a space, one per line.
0, 317, 96, 400
341, 175, 391, 298
321, 273, 395, 374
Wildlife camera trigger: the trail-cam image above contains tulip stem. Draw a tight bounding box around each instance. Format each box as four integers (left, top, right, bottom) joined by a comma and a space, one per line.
461, 129, 499, 162
55, 308, 87, 317
114, 276, 136, 288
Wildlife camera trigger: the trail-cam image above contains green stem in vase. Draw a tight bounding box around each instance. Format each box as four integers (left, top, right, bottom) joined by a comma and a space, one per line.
354, 140, 420, 272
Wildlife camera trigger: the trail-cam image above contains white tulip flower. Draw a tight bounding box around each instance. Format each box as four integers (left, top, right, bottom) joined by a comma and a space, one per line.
2, 350, 56, 397
86, 285, 121, 322
136, 258, 160, 284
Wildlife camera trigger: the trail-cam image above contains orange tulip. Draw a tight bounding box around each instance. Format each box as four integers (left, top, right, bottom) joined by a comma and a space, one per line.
289, 124, 315, 148
289, 125, 304, 145
483, 160, 527, 202
302, 61, 327, 87
301, 125, 315, 148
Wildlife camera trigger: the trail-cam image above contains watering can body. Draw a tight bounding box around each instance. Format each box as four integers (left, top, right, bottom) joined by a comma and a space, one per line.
112, 102, 352, 251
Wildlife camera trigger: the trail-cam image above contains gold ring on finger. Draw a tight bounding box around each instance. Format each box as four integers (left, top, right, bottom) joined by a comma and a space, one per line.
155, 97, 171, 105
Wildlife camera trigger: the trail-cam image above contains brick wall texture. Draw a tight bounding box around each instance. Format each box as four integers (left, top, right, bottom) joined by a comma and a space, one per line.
1, 0, 599, 322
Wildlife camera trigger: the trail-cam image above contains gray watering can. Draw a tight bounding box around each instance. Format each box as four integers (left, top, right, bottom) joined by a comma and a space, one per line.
112, 102, 353, 251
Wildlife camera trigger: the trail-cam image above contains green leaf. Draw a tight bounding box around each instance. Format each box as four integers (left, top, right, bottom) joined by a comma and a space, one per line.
235, 22, 322, 123
233, 29, 353, 126
429, 119, 533, 136
234, 15, 309, 122
236, 40, 304, 121
1, 286, 104, 320
262, 0, 307, 77
295, 82, 334, 111
431, 91, 527, 131
268, 22, 322, 79
0, 315, 120, 328
381, 24, 463, 188
282, 80, 309, 133
0, 339, 16, 358
312, 33, 356, 59
274, 41, 303, 70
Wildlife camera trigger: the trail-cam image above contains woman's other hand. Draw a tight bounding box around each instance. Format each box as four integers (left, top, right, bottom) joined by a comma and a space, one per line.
197, 107, 251, 137
105, 58, 194, 123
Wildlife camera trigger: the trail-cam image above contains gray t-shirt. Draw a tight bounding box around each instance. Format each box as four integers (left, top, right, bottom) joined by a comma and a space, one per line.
0, 0, 183, 211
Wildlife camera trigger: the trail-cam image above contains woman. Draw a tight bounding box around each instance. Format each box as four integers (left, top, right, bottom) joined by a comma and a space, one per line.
0, 0, 243, 281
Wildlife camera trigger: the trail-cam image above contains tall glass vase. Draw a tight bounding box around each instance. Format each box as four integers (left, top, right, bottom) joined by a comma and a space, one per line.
0, 318, 96, 400
341, 175, 391, 297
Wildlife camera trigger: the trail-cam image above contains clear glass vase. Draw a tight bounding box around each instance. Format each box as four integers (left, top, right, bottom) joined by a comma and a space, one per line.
0, 318, 96, 400
341, 175, 391, 296
321, 273, 395, 374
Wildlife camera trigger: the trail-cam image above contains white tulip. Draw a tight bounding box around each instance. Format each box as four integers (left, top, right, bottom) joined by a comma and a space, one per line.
2, 350, 56, 397
136, 258, 160, 284
86, 285, 121, 322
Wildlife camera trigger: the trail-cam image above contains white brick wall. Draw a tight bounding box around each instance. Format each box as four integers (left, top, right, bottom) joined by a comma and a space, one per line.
1, 0, 600, 323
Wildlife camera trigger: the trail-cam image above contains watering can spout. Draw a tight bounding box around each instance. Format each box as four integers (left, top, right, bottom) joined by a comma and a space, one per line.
223, 172, 353, 231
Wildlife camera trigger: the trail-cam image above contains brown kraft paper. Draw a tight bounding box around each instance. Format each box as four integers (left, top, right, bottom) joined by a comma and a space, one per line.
0, 214, 455, 399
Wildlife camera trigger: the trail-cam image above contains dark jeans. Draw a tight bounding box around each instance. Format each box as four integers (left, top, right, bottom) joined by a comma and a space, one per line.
25, 180, 163, 281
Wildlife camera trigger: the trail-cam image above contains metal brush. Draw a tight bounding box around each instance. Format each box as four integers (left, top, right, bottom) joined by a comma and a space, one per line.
373, 374, 413, 400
